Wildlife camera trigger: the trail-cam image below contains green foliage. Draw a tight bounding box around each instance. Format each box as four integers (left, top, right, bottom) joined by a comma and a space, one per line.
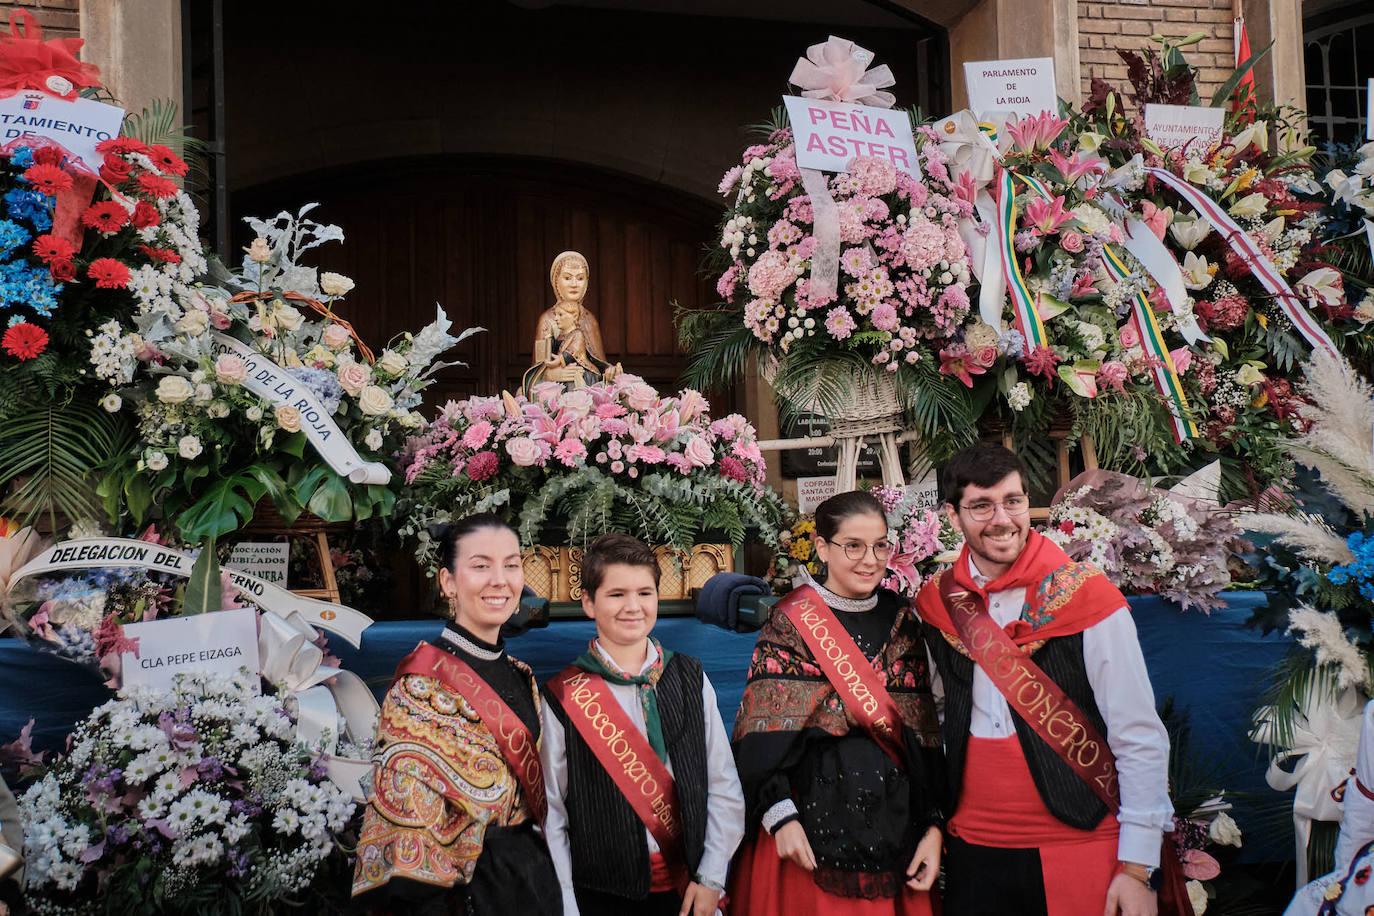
181, 536, 222, 615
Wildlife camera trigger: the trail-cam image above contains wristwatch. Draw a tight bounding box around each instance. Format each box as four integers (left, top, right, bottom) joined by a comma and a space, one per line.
1119, 861, 1163, 891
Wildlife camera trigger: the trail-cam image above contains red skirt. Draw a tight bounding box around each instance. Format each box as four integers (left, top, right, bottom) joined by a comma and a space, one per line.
728, 828, 937, 916
949, 736, 1120, 916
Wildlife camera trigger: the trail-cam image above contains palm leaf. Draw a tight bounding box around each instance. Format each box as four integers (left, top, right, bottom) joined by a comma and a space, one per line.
119, 99, 209, 192
0, 397, 133, 532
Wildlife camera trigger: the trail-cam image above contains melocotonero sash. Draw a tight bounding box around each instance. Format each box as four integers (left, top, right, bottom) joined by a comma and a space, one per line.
545, 666, 689, 884
393, 642, 548, 823
937, 573, 1120, 807
779, 586, 906, 766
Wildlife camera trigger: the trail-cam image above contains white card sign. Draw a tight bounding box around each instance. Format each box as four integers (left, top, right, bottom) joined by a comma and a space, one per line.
1144, 104, 1226, 150
0, 92, 125, 170
120, 608, 260, 692
906, 468, 940, 513
782, 95, 920, 175
227, 541, 289, 586
796, 476, 838, 514
963, 57, 1057, 118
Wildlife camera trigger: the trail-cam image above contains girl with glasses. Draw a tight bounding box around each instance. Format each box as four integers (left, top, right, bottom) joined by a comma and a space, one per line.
729, 490, 947, 916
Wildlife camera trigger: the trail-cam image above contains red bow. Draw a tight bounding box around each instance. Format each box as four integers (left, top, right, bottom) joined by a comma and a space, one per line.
0, 11, 103, 100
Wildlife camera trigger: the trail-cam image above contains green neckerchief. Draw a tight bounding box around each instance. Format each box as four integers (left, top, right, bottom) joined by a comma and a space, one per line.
572, 636, 675, 763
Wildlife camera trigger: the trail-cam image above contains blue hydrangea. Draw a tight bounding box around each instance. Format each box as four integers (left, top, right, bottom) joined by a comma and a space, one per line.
0, 219, 31, 256
290, 366, 344, 415
4, 188, 53, 232
1000, 328, 1026, 358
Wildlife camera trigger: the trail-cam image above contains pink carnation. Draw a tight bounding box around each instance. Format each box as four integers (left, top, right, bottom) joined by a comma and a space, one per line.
719, 456, 749, 482
870, 302, 900, 331
466, 451, 499, 481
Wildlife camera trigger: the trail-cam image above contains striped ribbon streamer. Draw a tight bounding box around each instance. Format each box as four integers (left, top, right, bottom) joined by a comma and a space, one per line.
997, 169, 1049, 351
1144, 166, 1340, 361
1102, 245, 1199, 442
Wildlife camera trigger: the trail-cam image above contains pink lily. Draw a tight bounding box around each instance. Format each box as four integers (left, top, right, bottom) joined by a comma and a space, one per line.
1005, 111, 1069, 152
953, 169, 980, 206
884, 550, 922, 596
1024, 195, 1072, 235
1070, 271, 1098, 298
939, 347, 985, 387
1048, 148, 1105, 184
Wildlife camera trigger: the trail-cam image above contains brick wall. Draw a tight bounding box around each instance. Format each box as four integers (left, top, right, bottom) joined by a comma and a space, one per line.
0, 1, 80, 42
1079, 0, 1238, 109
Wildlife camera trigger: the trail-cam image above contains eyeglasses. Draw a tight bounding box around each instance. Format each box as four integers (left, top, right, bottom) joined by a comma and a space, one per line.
958, 495, 1031, 521
828, 540, 892, 561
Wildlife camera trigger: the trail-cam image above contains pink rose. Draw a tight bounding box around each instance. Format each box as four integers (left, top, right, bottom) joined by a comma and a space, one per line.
322, 324, 352, 349
337, 362, 371, 396
209, 309, 232, 330
214, 353, 247, 385
622, 383, 658, 412
972, 345, 999, 368
1060, 231, 1084, 253
1118, 324, 1140, 349
684, 436, 715, 468
1169, 347, 1193, 373
505, 436, 541, 466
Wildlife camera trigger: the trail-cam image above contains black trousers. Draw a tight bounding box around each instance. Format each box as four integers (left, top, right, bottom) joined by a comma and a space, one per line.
574, 886, 684, 916
942, 833, 1050, 916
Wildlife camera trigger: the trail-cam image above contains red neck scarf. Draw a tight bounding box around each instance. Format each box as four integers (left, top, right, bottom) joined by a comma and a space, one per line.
916, 531, 1124, 645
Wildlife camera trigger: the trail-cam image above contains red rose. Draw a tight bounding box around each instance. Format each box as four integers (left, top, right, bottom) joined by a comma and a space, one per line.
88, 257, 132, 289
81, 201, 130, 233
33, 146, 63, 167
48, 258, 76, 282
130, 200, 160, 229
31, 233, 76, 263
96, 137, 148, 156
2, 323, 49, 360
147, 144, 188, 177
99, 154, 133, 185
23, 163, 73, 195
135, 173, 177, 199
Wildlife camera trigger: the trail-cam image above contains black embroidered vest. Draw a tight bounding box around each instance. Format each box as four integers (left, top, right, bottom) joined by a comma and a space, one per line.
922, 625, 1112, 830
546, 652, 710, 899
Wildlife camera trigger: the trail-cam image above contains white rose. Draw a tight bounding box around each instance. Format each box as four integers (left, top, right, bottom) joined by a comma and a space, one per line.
155, 375, 195, 404
194, 383, 214, 403
1207, 811, 1242, 847
358, 385, 394, 416
400, 410, 425, 428
100, 393, 122, 413
207, 401, 230, 419
175, 310, 208, 337
321, 324, 352, 349
375, 349, 408, 376
146, 451, 169, 471
337, 362, 372, 396
275, 304, 304, 331
246, 406, 263, 422
1186, 879, 1207, 915
364, 429, 383, 451
319, 272, 355, 297
178, 435, 203, 459
275, 405, 302, 433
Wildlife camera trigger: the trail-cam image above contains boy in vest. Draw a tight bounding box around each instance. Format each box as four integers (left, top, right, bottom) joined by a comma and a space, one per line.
914, 444, 1176, 916
542, 533, 746, 916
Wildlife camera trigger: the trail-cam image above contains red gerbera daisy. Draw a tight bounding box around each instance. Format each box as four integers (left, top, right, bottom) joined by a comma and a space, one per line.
96, 137, 148, 156
138, 244, 181, 265
135, 173, 177, 199
146, 144, 188, 177
23, 163, 73, 195
2, 323, 49, 360
31, 233, 76, 263
130, 200, 160, 229
88, 257, 132, 289
81, 201, 130, 233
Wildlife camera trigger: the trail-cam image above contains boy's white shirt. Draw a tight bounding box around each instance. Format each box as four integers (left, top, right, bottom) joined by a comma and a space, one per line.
540, 636, 747, 916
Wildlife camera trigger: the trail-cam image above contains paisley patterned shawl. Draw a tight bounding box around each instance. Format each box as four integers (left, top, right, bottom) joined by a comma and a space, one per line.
351, 659, 542, 896
732, 591, 940, 749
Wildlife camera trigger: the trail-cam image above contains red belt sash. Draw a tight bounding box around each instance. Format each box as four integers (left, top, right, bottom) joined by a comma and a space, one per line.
546, 667, 690, 887
393, 642, 548, 823
778, 586, 906, 765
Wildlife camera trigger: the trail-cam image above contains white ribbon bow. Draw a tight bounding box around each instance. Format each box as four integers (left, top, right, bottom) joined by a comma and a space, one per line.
1253, 682, 1365, 886
258, 610, 380, 801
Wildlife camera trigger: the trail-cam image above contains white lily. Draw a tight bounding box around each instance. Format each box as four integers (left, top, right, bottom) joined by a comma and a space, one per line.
1231, 120, 1269, 154
1170, 215, 1212, 251
1260, 216, 1287, 243
1180, 251, 1215, 290
1228, 192, 1269, 219
1296, 266, 1344, 307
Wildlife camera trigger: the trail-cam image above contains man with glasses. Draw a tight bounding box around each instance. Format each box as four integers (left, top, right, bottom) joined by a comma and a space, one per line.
914, 444, 1174, 916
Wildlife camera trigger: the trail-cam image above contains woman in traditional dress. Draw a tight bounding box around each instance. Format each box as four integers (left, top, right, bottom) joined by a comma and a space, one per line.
352, 514, 561, 915
729, 490, 946, 915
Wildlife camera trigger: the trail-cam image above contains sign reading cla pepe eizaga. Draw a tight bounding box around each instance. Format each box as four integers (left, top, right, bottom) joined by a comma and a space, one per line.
782, 95, 920, 175
120, 608, 261, 692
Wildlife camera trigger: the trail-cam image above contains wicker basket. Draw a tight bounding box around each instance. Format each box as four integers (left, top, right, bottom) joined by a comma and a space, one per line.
765, 358, 906, 436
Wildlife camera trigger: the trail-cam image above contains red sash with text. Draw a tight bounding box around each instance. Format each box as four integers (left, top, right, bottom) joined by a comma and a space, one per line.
938, 574, 1195, 916
545, 667, 690, 887
778, 586, 906, 766
393, 642, 548, 823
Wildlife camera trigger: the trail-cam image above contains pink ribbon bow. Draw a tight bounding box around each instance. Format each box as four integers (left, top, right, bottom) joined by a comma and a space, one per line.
788, 35, 896, 109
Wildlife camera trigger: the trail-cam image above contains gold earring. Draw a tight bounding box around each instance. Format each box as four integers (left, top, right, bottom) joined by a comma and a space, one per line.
446, 593, 459, 618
